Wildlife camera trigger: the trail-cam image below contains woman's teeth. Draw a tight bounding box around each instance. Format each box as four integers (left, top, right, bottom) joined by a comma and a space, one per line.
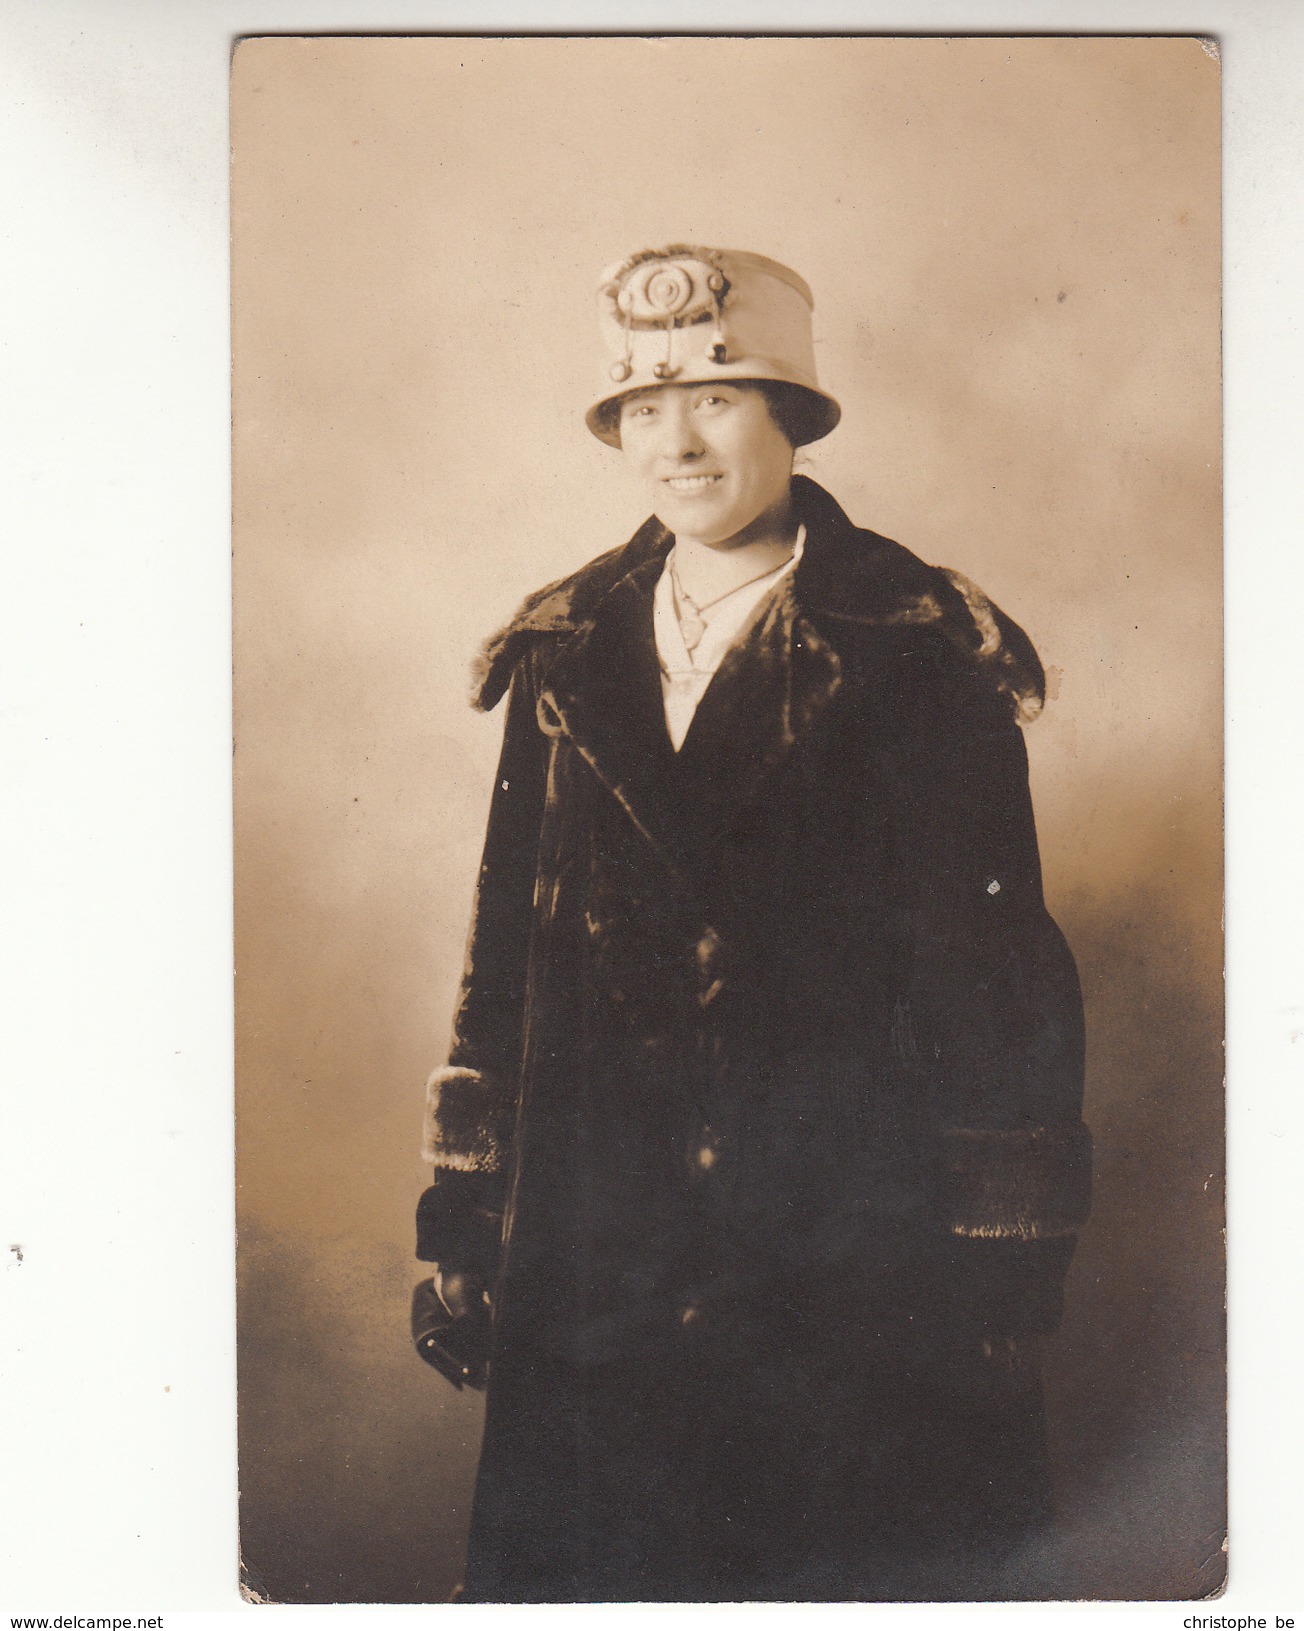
665, 475, 722, 492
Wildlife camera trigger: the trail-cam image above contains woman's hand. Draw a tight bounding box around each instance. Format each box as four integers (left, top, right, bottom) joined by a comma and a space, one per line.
434, 1266, 493, 1321
412, 1270, 493, 1390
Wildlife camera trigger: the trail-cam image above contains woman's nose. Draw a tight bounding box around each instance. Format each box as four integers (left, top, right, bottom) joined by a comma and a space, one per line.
660, 401, 705, 460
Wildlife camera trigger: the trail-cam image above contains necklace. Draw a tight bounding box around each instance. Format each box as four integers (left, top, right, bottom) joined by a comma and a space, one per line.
669, 549, 794, 653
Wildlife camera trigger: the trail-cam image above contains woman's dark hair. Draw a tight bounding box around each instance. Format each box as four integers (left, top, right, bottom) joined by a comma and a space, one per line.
747, 380, 826, 449
598, 378, 829, 450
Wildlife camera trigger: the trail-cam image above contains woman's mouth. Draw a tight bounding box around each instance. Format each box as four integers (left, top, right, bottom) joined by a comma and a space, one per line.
663, 474, 723, 493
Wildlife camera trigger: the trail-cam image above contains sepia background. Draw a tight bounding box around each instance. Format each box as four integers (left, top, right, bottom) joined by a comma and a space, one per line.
232, 35, 1222, 1603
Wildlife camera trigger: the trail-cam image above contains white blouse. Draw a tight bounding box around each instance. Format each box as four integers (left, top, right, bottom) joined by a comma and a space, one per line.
652, 525, 806, 752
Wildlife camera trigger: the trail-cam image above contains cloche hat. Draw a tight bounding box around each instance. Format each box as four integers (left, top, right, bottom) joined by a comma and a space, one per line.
585, 244, 841, 448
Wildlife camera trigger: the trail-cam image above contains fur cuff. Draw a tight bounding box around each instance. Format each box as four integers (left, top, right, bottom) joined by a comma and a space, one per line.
421, 1065, 510, 1174
939, 1123, 1092, 1241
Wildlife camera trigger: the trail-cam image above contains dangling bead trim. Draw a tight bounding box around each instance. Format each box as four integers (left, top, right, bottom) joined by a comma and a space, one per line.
653, 313, 679, 381
706, 270, 728, 364
610, 306, 634, 382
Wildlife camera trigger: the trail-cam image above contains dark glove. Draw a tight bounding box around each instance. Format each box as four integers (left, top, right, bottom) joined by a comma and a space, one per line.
412, 1171, 503, 1389
411, 1272, 492, 1390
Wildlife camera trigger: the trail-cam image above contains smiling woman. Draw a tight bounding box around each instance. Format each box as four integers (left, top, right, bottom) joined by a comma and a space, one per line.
412, 244, 1091, 1602
618, 383, 795, 557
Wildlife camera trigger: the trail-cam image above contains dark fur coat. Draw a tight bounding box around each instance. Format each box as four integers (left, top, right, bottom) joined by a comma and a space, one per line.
418, 476, 1090, 1601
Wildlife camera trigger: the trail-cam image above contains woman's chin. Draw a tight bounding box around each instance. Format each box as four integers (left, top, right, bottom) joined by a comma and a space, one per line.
654, 503, 761, 549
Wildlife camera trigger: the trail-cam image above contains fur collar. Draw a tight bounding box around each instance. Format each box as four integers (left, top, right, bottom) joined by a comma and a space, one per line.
471, 476, 1044, 723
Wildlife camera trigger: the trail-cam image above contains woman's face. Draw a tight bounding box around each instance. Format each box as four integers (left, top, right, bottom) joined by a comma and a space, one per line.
617, 382, 794, 547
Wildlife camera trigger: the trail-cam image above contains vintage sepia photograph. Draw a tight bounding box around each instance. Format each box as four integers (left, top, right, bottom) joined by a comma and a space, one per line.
232, 34, 1222, 1604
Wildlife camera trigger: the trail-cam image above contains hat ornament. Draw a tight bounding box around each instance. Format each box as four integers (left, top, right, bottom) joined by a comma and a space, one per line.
600, 249, 732, 383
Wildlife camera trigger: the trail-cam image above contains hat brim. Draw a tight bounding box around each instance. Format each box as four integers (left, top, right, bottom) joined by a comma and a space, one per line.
586, 379, 841, 450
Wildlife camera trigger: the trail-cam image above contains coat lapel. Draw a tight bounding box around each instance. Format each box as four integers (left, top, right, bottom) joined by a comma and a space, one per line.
535, 539, 847, 874
672, 573, 843, 848
516, 476, 983, 877
536, 552, 690, 877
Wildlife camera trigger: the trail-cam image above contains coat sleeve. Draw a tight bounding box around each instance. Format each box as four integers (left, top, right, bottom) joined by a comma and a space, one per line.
416, 655, 550, 1266
910, 632, 1091, 1336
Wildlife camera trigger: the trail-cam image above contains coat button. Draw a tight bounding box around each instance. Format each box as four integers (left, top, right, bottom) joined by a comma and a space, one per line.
679, 1301, 703, 1330
688, 1125, 723, 1177
695, 929, 725, 1008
